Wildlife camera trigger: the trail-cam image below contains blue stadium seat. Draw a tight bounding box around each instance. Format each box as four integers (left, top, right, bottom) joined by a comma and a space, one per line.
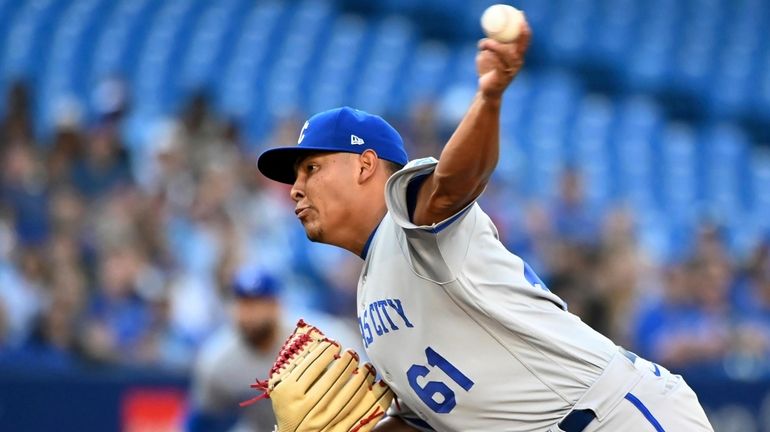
519, 71, 583, 197
353, 15, 414, 114
615, 95, 663, 140
38, 0, 110, 134
701, 123, 750, 222
545, 0, 596, 64
709, 46, 755, 118
395, 40, 452, 111
572, 94, 614, 206
500, 70, 533, 134
264, 0, 334, 119
3, 0, 70, 137
616, 134, 656, 213
132, 0, 203, 117
591, 0, 639, 67
659, 123, 699, 222
0, 0, 24, 106
622, 0, 679, 92
671, 0, 719, 95
756, 52, 770, 119
90, 0, 151, 80
636, 211, 675, 263
180, 0, 244, 91
219, 1, 285, 125
306, 14, 368, 115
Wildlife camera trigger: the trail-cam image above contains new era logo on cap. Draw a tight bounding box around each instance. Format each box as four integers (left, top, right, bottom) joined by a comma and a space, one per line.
351, 134, 365, 145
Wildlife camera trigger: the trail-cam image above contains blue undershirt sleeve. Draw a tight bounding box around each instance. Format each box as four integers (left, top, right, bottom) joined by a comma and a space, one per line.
406, 173, 430, 224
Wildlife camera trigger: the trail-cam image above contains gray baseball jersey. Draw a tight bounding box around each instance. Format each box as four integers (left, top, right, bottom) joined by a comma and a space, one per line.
191, 324, 289, 432
356, 158, 712, 431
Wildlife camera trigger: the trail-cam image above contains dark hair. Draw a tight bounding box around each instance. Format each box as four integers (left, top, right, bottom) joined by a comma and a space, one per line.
384, 160, 404, 175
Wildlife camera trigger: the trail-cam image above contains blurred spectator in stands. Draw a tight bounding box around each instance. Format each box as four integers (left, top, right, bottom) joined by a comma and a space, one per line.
165, 184, 237, 346
1, 144, 49, 245
222, 118, 247, 155
47, 190, 86, 271
91, 75, 129, 125
595, 208, 649, 344
78, 186, 178, 367
178, 91, 231, 175
0, 218, 11, 349
692, 222, 732, 271
0, 246, 46, 348
187, 266, 288, 432
1, 80, 34, 147
634, 258, 731, 371
0, 212, 25, 347
132, 275, 193, 370
320, 252, 363, 317
22, 295, 81, 369
0, 300, 7, 350
143, 122, 196, 214
503, 201, 553, 279
399, 103, 443, 159
47, 116, 84, 187
540, 168, 606, 334
2, 265, 87, 369
729, 243, 770, 378
80, 245, 153, 364
549, 167, 600, 246
633, 263, 695, 363
687, 258, 732, 364
70, 121, 132, 199
87, 189, 141, 257
745, 235, 769, 278
548, 251, 610, 336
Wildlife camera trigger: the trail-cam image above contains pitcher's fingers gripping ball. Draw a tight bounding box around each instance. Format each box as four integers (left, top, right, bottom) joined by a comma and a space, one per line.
476, 9, 531, 99
241, 319, 394, 432
481, 4, 525, 43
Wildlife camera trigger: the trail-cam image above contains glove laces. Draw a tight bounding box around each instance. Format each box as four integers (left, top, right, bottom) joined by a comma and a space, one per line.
240, 320, 318, 407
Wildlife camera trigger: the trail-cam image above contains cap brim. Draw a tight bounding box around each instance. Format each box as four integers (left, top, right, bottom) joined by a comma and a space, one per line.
257, 146, 336, 185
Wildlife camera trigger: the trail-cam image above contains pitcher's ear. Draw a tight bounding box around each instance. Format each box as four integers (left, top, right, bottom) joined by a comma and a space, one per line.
357, 150, 379, 183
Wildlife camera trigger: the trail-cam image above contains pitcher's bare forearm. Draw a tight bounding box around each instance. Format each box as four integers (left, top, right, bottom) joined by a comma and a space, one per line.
412, 94, 501, 226
412, 22, 531, 226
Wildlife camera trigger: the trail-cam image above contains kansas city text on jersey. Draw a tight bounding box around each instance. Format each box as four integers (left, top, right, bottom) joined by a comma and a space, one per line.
358, 298, 414, 348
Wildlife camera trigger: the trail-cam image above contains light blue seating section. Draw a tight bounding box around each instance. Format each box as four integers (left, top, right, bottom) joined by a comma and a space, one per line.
0, 0, 768, 260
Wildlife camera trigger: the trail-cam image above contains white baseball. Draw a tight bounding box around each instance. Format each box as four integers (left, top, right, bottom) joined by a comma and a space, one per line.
481, 4, 524, 43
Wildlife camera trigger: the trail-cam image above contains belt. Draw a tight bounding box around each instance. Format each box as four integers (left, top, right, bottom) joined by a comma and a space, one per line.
557, 348, 638, 432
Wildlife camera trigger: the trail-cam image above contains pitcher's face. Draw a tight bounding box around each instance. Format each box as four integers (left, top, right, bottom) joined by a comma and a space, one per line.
290, 152, 359, 243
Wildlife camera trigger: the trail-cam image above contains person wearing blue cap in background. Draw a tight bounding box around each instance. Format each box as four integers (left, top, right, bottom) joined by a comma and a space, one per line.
186, 265, 365, 432
186, 266, 290, 432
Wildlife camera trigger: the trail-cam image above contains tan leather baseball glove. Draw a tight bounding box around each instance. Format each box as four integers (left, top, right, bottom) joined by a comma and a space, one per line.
241, 320, 393, 432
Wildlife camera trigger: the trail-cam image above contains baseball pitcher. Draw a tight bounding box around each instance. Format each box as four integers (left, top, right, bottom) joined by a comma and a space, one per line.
253, 13, 713, 432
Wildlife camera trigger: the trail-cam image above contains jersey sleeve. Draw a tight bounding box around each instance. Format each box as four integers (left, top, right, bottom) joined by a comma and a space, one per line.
384, 157, 476, 233
383, 157, 481, 283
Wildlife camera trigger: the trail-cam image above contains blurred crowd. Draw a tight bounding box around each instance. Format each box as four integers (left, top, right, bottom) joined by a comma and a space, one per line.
1, 78, 770, 381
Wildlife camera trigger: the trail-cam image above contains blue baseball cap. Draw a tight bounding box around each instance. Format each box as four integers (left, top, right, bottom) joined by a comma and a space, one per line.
257, 107, 408, 184
232, 266, 280, 299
